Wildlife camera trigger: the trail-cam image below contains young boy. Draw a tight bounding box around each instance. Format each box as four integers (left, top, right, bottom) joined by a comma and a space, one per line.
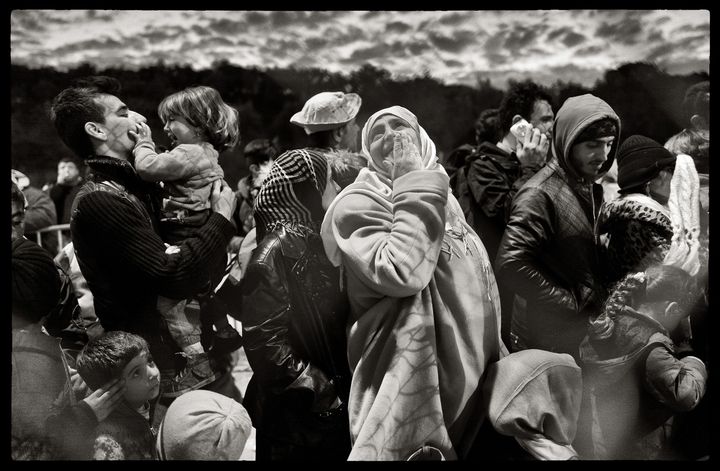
76, 331, 161, 460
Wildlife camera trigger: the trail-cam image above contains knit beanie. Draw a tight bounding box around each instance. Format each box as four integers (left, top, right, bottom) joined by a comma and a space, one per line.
617, 135, 677, 194
157, 390, 252, 460
11, 237, 62, 324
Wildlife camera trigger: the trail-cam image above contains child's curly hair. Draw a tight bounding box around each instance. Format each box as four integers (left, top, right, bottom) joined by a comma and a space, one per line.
589, 264, 692, 340
158, 86, 240, 152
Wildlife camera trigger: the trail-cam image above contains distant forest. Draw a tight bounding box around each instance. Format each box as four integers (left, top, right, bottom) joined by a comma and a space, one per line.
11, 61, 708, 189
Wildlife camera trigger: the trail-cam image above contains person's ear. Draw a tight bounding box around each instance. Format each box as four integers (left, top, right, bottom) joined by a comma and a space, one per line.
664, 301, 681, 319
84, 121, 107, 141
690, 114, 708, 131
248, 163, 259, 175
332, 125, 346, 144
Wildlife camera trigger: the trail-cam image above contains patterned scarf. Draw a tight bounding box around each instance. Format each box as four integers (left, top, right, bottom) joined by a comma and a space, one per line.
253, 148, 328, 239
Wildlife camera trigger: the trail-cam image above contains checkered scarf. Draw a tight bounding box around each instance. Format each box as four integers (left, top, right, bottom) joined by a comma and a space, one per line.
253, 148, 328, 237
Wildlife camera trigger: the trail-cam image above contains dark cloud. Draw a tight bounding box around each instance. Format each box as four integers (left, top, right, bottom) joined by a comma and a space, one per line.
576, 45, 604, 56
138, 26, 185, 43
444, 58, 463, 68
349, 43, 388, 62
428, 30, 476, 53
206, 18, 246, 36
245, 11, 269, 26
11, 11, 46, 32
595, 18, 642, 45
407, 39, 432, 56
503, 25, 539, 51
52, 37, 125, 55
562, 31, 586, 48
386, 21, 412, 34
647, 29, 663, 42
305, 36, 329, 50
438, 12, 466, 26
486, 52, 510, 66
193, 37, 235, 49
270, 11, 304, 28
85, 10, 115, 22
548, 26, 572, 41
656, 16, 671, 25
646, 43, 675, 63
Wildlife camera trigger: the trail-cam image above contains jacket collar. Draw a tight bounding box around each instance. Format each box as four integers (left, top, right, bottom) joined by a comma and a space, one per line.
86, 155, 143, 189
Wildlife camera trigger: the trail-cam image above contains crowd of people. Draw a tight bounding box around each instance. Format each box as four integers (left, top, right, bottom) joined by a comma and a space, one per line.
10, 75, 710, 461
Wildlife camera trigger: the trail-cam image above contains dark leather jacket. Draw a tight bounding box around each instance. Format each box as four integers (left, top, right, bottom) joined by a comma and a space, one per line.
238, 221, 351, 451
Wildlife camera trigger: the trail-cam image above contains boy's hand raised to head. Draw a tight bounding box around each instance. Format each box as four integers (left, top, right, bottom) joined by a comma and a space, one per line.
211, 179, 237, 222
83, 378, 126, 422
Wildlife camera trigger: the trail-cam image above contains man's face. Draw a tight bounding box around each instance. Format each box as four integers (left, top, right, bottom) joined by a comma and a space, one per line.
11, 200, 25, 242
569, 137, 615, 181
57, 161, 80, 185
529, 99, 554, 139
94, 94, 146, 158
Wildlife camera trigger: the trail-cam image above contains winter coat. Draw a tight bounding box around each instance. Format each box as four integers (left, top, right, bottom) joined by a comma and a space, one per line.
92, 402, 157, 460
134, 141, 224, 214
457, 141, 540, 263
321, 167, 504, 460
237, 221, 352, 459
574, 308, 707, 459
596, 193, 673, 287
495, 94, 620, 359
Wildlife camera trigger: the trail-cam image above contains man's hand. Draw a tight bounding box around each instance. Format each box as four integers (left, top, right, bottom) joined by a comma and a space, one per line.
516, 127, 549, 169
68, 365, 91, 399
389, 132, 423, 180
82, 378, 126, 422
211, 179, 237, 222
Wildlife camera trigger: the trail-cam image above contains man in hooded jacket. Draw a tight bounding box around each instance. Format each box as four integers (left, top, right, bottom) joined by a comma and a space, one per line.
495, 94, 621, 360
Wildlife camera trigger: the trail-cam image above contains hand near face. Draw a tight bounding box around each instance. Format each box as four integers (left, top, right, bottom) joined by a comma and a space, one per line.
128, 122, 153, 147
389, 132, 423, 180
82, 378, 127, 422
516, 127, 549, 169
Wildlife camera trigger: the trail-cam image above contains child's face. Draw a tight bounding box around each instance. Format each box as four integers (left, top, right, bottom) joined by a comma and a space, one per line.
163, 115, 200, 146
121, 351, 160, 408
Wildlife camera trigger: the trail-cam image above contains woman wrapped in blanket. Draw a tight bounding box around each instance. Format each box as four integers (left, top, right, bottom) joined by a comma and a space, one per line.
321, 105, 507, 461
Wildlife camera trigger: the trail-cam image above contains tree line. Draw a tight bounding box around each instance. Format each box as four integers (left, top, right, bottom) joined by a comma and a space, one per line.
11, 61, 708, 189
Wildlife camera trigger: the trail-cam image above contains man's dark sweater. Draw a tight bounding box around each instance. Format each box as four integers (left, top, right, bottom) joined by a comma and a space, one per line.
70, 156, 235, 371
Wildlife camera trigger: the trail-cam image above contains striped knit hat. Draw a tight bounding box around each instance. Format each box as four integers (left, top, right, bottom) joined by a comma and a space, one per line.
253, 148, 328, 240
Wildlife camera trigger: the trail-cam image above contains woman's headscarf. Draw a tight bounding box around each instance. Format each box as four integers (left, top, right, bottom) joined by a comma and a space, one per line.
663, 153, 701, 276
361, 106, 439, 180
253, 148, 328, 239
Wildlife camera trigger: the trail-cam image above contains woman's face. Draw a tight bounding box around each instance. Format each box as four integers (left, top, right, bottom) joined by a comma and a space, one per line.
367, 114, 421, 169
647, 168, 674, 205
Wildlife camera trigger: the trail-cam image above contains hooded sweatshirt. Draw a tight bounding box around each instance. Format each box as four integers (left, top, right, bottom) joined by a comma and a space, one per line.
495, 94, 621, 359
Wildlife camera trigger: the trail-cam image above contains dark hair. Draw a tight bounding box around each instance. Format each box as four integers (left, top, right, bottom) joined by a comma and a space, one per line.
243, 138, 278, 166
575, 118, 618, 144
474, 108, 502, 145
76, 331, 150, 390
682, 81, 709, 124
589, 264, 692, 340
498, 80, 553, 134
49, 76, 122, 160
308, 128, 337, 148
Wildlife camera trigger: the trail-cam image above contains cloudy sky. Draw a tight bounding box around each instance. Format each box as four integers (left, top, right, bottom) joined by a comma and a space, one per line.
10, 9, 709, 89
